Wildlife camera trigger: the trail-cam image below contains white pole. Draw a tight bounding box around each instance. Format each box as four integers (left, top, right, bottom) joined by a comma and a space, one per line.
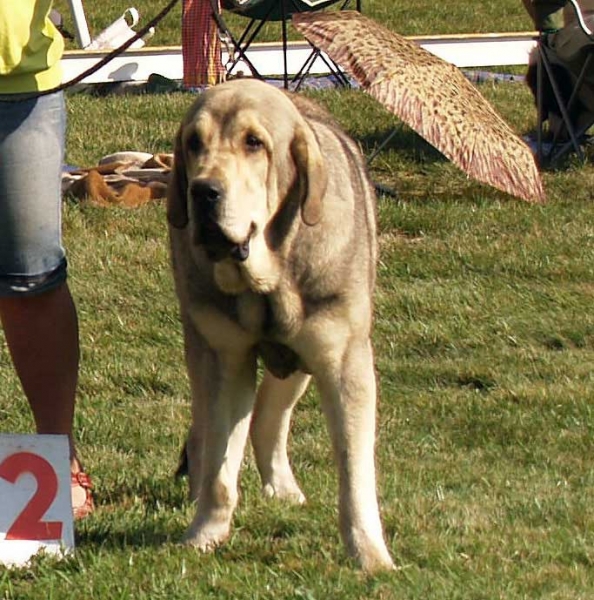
66, 0, 92, 48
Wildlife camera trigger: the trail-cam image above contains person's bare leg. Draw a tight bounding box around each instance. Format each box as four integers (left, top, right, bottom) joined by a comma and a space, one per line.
0, 283, 92, 514
0, 283, 81, 467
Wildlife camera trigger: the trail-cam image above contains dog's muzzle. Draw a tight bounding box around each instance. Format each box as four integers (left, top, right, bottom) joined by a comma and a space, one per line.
191, 178, 252, 263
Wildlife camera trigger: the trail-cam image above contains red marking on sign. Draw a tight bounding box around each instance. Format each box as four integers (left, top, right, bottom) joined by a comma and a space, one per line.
0, 452, 63, 540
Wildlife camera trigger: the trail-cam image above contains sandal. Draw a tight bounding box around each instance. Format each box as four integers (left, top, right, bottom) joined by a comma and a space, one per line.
71, 471, 94, 520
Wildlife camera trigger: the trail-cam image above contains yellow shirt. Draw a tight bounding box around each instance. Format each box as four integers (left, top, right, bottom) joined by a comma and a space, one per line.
0, 2, 64, 93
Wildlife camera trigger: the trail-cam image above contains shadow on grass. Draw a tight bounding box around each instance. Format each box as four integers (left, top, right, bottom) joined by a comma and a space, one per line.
76, 517, 186, 549
358, 125, 448, 165
75, 474, 191, 549
360, 125, 531, 205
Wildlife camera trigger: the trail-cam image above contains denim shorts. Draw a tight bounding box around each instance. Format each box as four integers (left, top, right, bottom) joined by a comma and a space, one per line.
0, 92, 68, 296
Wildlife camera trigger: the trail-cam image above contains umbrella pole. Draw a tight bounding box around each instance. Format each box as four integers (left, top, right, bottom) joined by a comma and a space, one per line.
367, 129, 398, 164
282, 0, 289, 89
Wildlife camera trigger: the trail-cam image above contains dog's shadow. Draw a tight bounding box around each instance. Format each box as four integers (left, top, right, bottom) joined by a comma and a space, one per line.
74, 473, 322, 559
75, 472, 190, 549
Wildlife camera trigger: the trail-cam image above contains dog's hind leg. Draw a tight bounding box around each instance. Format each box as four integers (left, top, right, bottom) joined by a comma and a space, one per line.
250, 370, 310, 504
315, 338, 394, 573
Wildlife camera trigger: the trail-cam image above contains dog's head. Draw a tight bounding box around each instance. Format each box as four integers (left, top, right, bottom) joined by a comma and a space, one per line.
167, 79, 327, 264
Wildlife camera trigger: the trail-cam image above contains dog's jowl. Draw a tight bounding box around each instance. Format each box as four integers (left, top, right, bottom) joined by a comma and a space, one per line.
167, 79, 393, 572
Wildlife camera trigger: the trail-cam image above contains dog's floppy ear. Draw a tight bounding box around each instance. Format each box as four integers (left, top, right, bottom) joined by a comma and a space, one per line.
167, 128, 189, 229
290, 124, 327, 226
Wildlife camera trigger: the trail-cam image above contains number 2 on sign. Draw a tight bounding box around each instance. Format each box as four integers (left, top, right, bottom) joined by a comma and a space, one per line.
0, 452, 63, 540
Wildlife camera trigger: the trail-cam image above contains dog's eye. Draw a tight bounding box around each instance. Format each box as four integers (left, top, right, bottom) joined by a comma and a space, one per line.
187, 132, 202, 154
245, 134, 263, 152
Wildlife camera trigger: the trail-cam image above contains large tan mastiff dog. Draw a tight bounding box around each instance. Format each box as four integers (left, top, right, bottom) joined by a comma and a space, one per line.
167, 78, 393, 572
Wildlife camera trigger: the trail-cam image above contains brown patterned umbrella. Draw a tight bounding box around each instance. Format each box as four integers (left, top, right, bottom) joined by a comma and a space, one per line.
293, 11, 545, 203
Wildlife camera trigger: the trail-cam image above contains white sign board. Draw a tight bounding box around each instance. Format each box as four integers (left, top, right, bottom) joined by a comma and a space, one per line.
0, 434, 74, 567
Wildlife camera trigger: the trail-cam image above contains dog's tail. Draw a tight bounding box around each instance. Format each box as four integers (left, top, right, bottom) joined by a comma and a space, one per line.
175, 441, 188, 478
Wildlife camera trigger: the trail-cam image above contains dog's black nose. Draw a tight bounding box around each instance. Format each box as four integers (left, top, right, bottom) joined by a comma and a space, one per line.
190, 178, 223, 204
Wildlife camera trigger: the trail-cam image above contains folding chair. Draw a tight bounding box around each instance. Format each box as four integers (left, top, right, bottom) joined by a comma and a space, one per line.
530, 0, 594, 165
211, 0, 361, 89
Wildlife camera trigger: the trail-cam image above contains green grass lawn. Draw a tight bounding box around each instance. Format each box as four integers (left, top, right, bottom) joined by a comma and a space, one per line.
2, 1, 594, 599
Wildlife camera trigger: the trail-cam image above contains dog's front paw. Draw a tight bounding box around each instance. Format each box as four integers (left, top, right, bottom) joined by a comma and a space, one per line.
183, 518, 231, 552
357, 545, 395, 574
346, 529, 395, 573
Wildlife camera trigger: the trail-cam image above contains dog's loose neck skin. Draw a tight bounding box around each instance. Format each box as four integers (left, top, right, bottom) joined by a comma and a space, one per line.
215, 255, 305, 339
209, 242, 308, 379
209, 184, 310, 338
